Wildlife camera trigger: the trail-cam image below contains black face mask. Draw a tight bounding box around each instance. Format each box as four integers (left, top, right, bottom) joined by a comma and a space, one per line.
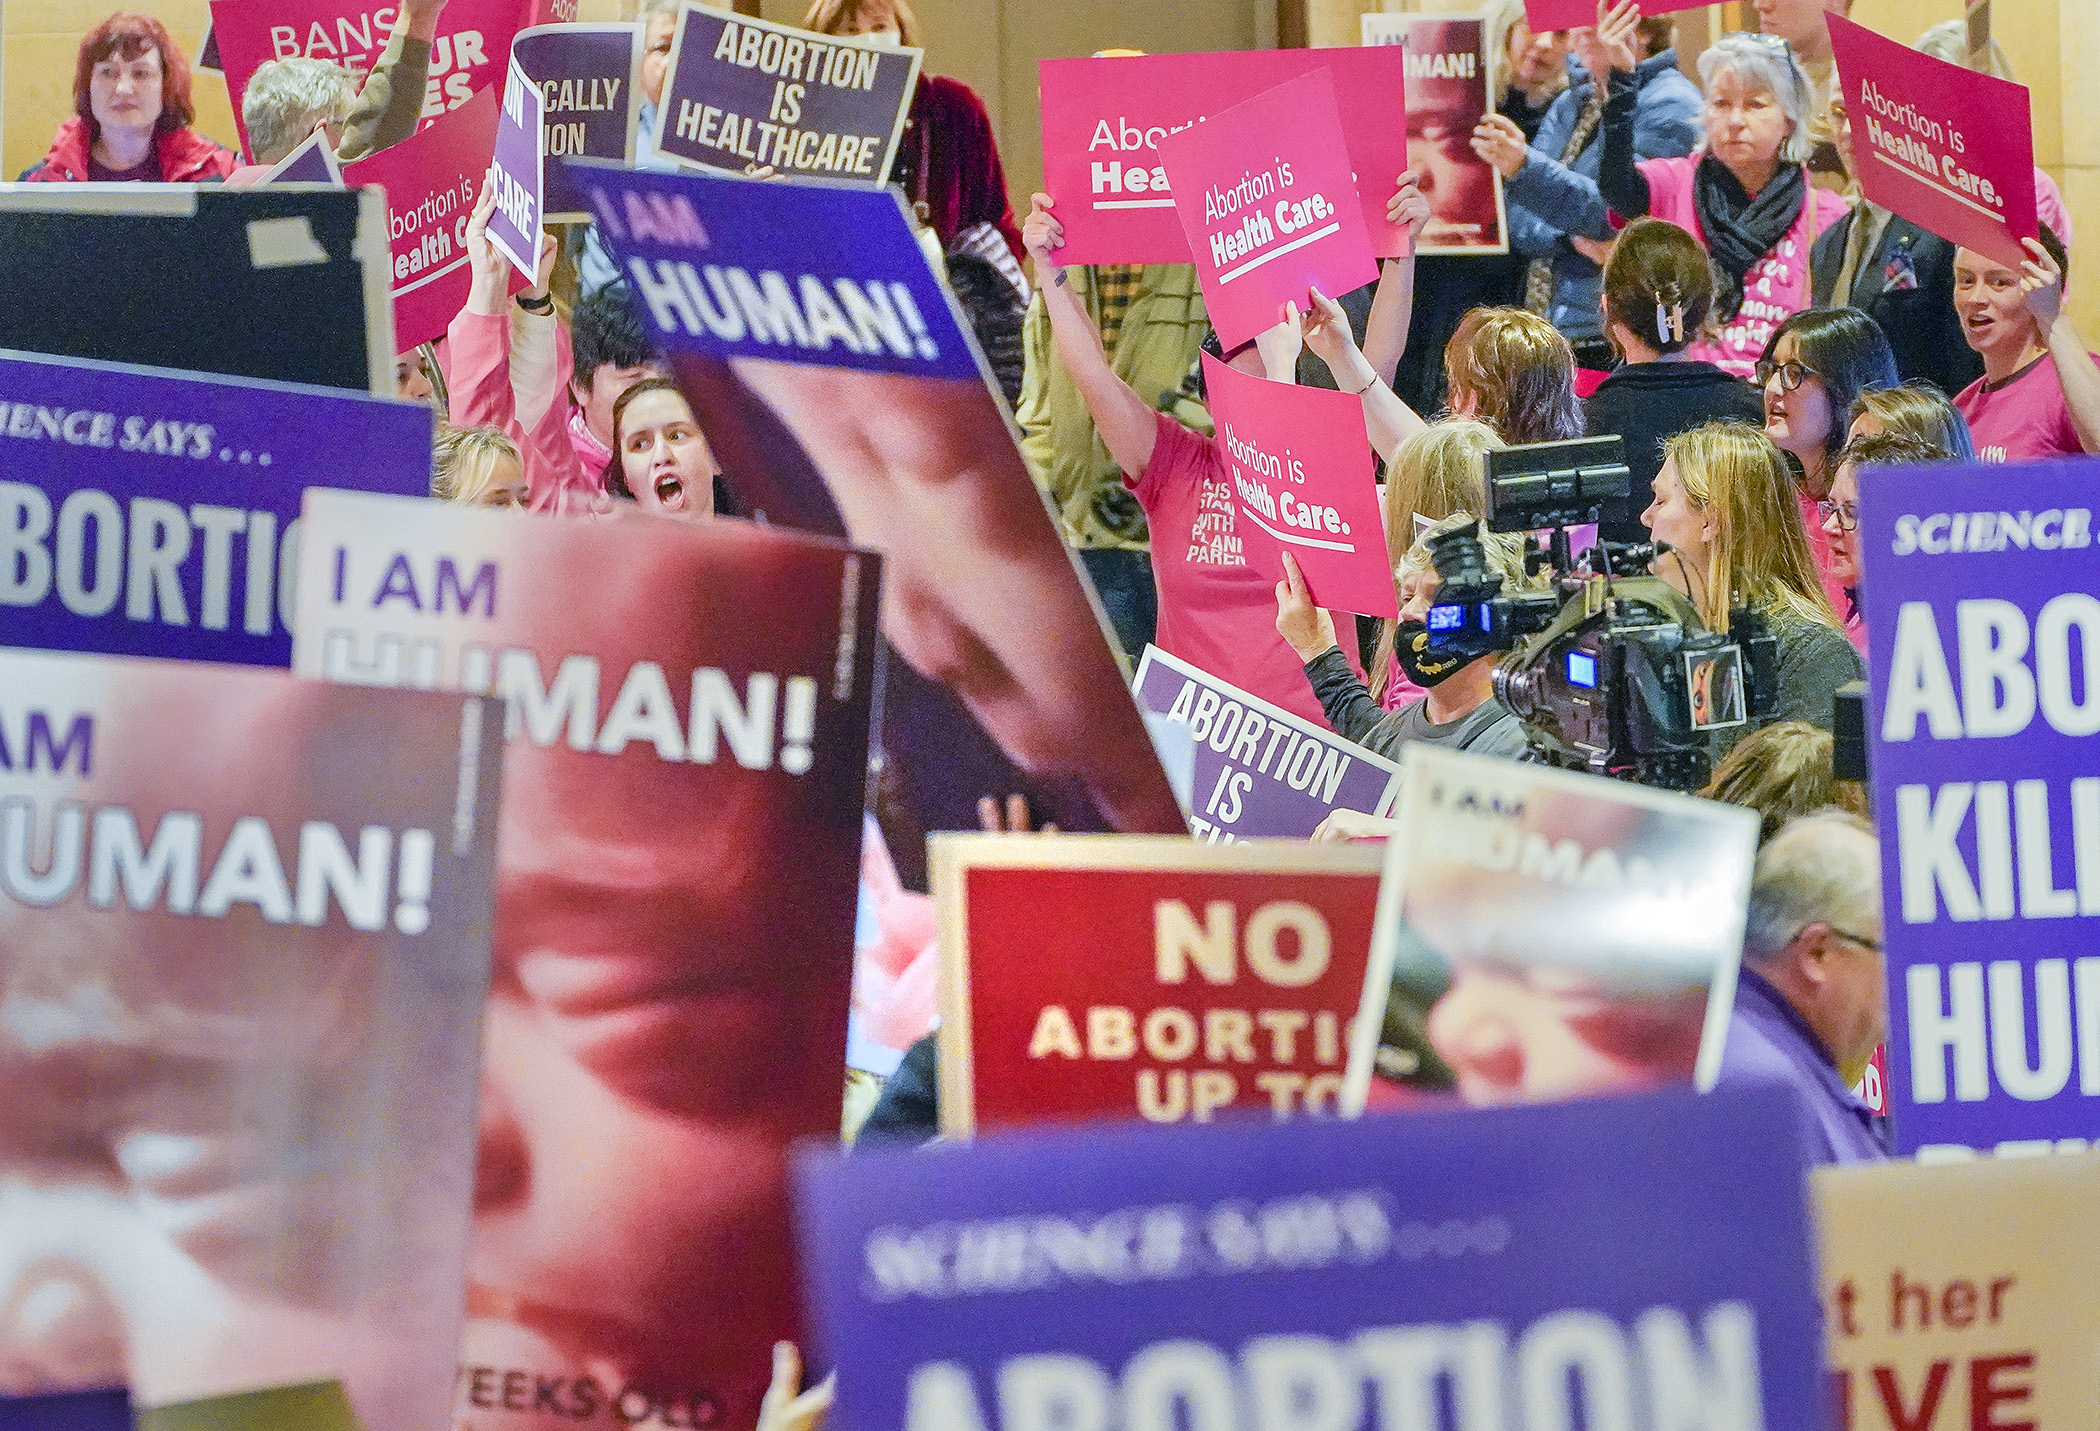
1392, 620, 1470, 688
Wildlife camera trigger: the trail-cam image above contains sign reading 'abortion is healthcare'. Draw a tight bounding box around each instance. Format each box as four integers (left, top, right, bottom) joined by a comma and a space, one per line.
1860, 457, 2100, 1159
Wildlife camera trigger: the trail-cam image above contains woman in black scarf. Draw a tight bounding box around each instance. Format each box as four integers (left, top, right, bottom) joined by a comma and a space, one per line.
1594, 21, 1840, 382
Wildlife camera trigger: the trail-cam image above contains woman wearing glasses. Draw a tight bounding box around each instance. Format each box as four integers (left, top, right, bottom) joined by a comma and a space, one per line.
1595, 30, 1841, 380
1639, 421, 1862, 741
1820, 430, 1952, 652
1755, 308, 1896, 619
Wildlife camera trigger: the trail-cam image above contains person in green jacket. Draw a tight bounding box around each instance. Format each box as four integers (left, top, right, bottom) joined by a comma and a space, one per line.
1014, 262, 1209, 663
228, 0, 445, 176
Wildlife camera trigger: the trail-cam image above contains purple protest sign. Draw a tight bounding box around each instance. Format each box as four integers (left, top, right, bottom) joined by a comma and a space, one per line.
489, 54, 546, 278
795, 1084, 1824, 1430
0, 1389, 133, 1430
1134, 645, 1399, 841
1860, 458, 2100, 1158
0, 348, 432, 666
652, 6, 920, 182
258, 126, 342, 186
513, 23, 640, 221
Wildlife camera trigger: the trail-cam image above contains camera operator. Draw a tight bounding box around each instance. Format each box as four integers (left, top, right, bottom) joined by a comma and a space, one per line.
1277, 513, 1546, 768
1641, 421, 1861, 746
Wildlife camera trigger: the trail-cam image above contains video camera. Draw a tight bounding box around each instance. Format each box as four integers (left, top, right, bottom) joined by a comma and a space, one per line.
1424, 437, 1777, 791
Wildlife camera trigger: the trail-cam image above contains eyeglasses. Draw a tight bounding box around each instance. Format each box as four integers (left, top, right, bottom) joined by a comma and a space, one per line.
1816, 498, 1859, 532
1825, 924, 1882, 953
1754, 359, 1821, 392
1740, 31, 1795, 60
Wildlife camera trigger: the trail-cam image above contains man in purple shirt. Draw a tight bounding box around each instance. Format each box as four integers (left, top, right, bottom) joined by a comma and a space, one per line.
1715, 811, 1888, 1165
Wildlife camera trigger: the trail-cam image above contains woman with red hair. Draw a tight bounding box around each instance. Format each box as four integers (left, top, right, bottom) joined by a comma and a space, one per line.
28, 12, 234, 182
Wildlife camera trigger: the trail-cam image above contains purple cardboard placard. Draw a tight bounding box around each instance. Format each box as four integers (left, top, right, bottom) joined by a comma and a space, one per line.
258, 126, 343, 186
1134, 644, 1400, 841
513, 23, 641, 221
0, 347, 432, 666
652, 5, 920, 184
489, 54, 547, 277
1859, 457, 2100, 1158
0, 1389, 133, 1430
795, 1084, 1824, 1430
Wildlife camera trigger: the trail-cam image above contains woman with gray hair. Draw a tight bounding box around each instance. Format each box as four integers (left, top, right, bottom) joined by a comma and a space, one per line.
1594, 22, 1842, 380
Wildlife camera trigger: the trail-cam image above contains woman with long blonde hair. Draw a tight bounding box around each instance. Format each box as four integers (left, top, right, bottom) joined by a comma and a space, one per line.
1640, 421, 1861, 735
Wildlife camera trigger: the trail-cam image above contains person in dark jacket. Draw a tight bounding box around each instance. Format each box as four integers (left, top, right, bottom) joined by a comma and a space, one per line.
1480, 11, 1701, 367
1584, 219, 1764, 543
1809, 95, 1983, 396
30, 12, 234, 182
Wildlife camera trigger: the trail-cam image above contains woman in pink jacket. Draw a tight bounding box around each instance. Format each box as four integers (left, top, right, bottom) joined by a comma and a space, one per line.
1593, 16, 1840, 380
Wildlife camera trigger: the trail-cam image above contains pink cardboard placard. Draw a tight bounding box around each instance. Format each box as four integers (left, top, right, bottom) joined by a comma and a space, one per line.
342, 84, 500, 351
1522, 0, 1707, 29
1828, 13, 2037, 271
1200, 351, 1395, 620
1159, 70, 1381, 353
1038, 48, 1408, 266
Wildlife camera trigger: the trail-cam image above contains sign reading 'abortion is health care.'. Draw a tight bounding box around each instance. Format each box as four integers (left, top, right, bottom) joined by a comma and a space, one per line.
1038, 47, 1409, 266
513, 23, 640, 220
1521, 0, 1708, 30
1134, 646, 1402, 843
1828, 15, 2038, 271
1198, 350, 1391, 615
1163, 72, 1381, 352
343, 83, 500, 350
1861, 459, 2100, 1159
796, 1085, 1825, 1431
931, 835, 1382, 1134
654, 7, 920, 182
489, 55, 546, 278
0, 349, 432, 666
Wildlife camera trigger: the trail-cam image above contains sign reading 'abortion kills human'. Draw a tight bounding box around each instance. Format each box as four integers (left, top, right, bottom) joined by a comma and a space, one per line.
1198, 351, 1392, 616
1828, 15, 2038, 272
653, 6, 920, 182
1161, 71, 1381, 352
1859, 458, 2100, 1159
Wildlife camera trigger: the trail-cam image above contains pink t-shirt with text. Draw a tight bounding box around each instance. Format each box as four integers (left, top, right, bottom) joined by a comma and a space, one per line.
1635, 157, 1845, 381
1131, 414, 1336, 727
1956, 355, 2092, 465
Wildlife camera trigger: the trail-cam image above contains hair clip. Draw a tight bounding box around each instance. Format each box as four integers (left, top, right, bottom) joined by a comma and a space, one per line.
1655, 295, 1685, 344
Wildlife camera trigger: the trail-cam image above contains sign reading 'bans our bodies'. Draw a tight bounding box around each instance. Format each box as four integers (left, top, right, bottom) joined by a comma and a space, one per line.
933, 836, 1382, 1135
1828, 15, 2037, 271
1198, 350, 1391, 614
1164, 72, 1380, 352
1039, 47, 1409, 266
654, 6, 920, 182
1860, 459, 2100, 1159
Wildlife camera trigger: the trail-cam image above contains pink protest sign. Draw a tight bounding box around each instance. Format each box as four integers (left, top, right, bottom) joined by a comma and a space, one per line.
342, 83, 497, 351
1199, 351, 1394, 620
1828, 14, 2037, 271
1522, 0, 1707, 29
212, 0, 537, 159
1038, 48, 1408, 266
1159, 70, 1381, 353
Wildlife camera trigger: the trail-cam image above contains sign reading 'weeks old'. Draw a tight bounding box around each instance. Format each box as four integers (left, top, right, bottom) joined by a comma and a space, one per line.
1827, 16, 2038, 272
1038, 47, 1409, 266
1161, 71, 1380, 351
932, 835, 1383, 1136
1199, 349, 1392, 615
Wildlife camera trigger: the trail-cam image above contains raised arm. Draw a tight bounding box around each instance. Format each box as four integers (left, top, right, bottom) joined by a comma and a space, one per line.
1023, 193, 1159, 478
336, 0, 443, 163
1590, 0, 1653, 221
1361, 171, 1432, 386
2025, 239, 2100, 455
1303, 288, 1426, 462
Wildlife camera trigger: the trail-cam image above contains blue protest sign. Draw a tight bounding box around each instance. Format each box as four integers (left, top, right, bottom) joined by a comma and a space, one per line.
797, 1085, 1823, 1430
576, 162, 984, 382
0, 348, 432, 666
653, 5, 919, 183
1860, 458, 2100, 1158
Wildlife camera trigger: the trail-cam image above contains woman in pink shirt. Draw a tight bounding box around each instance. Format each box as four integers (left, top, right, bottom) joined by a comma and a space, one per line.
1951, 230, 2100, 464
1595, 26, 1841, 379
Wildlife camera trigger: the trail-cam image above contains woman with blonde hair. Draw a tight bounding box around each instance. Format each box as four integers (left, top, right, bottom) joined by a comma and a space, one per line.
1443, 307, 1586, 443
1640, 421, 1861, 735
430, 425, 528, 507
1700, 720, 1868, 845
1371, 420, 1502, 705
1846, 384, 1975, 460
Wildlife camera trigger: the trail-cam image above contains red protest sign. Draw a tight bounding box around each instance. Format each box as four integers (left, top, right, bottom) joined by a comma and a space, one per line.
342, 83, 497, 351
1038, 47, 1408, 266
933, 836, 1383, 1135
1828, 14, 2037, 271
1522, 0, 1707, 29
1160, 70, 1381, 354
212, 0, 539, 160
1199, 351, 1395, 620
